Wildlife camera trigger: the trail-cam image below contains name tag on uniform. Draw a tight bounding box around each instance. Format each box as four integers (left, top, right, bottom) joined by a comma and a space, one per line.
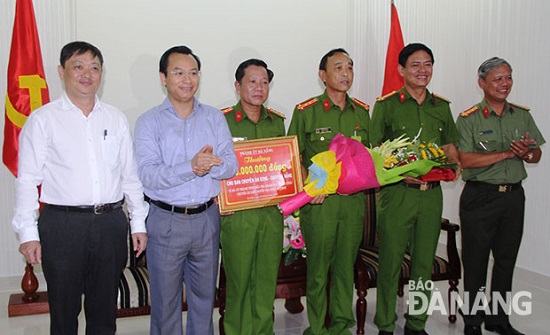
479, 129, 493, 136
315, 127, 332, 134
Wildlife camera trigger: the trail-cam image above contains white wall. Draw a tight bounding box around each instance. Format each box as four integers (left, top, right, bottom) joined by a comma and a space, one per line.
75, 0, 351, 129
1, 0, 549, 283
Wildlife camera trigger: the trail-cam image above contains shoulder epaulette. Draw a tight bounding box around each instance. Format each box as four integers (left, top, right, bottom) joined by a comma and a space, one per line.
267, 107, 286, 119
432, 93, 451, 103
221, 107, 234, 115
296, 97, 319, 111
376, 90, 399, 102
460, 106, 479, 118
352, 98, 370, 111
509, 102, 530, 111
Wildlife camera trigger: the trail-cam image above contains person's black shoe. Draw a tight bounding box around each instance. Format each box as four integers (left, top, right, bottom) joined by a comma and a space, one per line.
404, 326, 429, 335
485, 323, 524, 335
378, 331, 393, 335
464, 325, 482, 335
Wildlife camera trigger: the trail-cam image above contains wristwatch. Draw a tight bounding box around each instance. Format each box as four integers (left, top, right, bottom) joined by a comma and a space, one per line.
524, 151, 534, 161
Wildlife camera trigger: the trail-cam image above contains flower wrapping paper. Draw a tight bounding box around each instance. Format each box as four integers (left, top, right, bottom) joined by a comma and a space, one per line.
278, 133, 440, 216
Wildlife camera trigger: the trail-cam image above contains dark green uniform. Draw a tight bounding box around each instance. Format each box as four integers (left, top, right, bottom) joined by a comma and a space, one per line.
456, 100, 545, 328
370, 87, 459, 332
287, 91, 370, 335
220, 102, 286, 335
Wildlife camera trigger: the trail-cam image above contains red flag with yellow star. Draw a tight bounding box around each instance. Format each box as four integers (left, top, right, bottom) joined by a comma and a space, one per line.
381, 1, 405, 95
3, 0, 50, 176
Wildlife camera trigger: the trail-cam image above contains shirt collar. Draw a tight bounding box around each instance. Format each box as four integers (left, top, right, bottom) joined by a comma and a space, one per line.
480, 99, 513, 118
398, 87, 436, 105
60, 91, 101, 115
234, 101, 269, 122
320, 90, 354, 111
161, 97, 202, 117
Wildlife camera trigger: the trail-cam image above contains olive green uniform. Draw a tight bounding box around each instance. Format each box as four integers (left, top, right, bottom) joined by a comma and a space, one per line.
456, 100, 545, 328
287, 91, 370, 335
220, 102, 286, 335
370, 87, 459, 332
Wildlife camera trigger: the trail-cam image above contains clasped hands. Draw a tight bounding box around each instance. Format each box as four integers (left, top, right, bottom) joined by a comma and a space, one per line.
509, 132, 536, 159
192, 144, 222, 176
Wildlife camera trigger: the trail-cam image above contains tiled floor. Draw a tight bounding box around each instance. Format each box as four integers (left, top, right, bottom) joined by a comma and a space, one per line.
1, 278, 549, 334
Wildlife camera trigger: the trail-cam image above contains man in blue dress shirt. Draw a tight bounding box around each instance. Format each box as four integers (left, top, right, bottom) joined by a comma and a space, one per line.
134, 45, 238, 335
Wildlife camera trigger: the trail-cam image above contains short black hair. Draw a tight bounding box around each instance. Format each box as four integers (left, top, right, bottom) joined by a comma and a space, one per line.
235, 59, 274, 83
319, 48, 352, 71
159, 45, 201, 75
60, 41, 103, 68
398, 43, 434, 67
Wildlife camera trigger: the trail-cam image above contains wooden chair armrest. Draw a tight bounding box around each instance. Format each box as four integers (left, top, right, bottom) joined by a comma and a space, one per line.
439, 217, 461, 278
440, 218, 460, 232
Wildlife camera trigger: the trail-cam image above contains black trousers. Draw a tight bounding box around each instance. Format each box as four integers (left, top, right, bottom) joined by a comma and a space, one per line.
459, 182, 525, 327
39, 205, 128, 335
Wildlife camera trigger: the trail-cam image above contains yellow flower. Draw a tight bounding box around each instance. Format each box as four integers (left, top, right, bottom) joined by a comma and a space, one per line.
384, 155, 398, 168
421, 150, 428, 160
429, 147, 439, 157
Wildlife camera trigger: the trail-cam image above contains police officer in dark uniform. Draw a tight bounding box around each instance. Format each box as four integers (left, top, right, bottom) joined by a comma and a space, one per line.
457, 57, 544, 335
220, 59, 286, 335
287, 48, 370, 335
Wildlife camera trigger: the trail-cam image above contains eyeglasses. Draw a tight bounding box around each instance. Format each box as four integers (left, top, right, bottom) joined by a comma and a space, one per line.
169, 69, 200, 79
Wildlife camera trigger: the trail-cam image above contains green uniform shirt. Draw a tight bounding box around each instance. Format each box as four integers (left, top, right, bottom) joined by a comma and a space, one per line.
370, 87, 458, 147
287, 90, 370, 167
223, 101, 286, 140
221, 101, 286, 216
456, 99, 546, 184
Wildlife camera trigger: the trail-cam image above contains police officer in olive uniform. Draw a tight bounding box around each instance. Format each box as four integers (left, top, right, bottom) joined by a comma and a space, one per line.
220, 59, 286, 335
287, 48, 370, 335
457, 57, 544, 335
370, 43, 460, 335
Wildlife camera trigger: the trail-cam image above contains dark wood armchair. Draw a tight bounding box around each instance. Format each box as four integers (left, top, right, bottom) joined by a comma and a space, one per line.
354, 188, 461, 335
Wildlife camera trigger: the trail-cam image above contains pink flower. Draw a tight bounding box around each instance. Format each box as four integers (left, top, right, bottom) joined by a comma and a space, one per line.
283, 214, 306, 266
290, 237, 305, 249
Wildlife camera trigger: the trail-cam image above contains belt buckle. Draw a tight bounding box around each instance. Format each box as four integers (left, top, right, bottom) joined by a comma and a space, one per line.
94, 204, 108, 214
498, 185, 508, 193
183, 205, 198, 215
184, 202, 207, 215
420, 182, 429, 191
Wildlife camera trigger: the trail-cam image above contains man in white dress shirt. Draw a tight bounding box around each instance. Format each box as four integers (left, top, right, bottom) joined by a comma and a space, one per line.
11, 41, 149, 335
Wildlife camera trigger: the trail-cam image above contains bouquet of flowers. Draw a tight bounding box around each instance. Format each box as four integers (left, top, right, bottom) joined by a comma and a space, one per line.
378, 133, 457, 181
278, 133, 449, 217
283, 211, 306, 266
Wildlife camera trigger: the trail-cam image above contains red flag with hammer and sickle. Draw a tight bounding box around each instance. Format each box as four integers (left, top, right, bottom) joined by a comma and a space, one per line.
3, 0, 50, 176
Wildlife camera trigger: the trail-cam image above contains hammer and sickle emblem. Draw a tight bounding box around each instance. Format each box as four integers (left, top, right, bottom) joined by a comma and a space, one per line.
5, 74, 47, 128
